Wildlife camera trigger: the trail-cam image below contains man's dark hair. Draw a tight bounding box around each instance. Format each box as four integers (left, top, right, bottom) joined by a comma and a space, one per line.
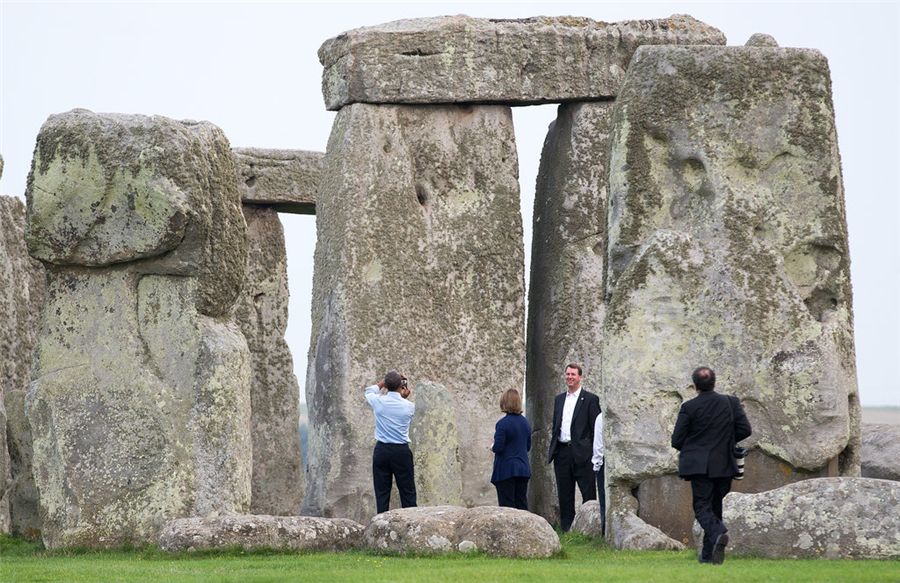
384, 370, 403, 391
692, 367, 716, 392
566, 363, 583, 376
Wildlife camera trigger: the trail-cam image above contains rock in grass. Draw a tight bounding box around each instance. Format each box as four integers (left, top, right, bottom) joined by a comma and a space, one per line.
159, 515, 364, 552
363, 506, 559, 557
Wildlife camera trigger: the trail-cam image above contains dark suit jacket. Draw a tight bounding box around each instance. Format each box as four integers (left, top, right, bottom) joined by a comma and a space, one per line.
547, 389, 601, 465
671, 390, 752, 478
491, 413, 532, 483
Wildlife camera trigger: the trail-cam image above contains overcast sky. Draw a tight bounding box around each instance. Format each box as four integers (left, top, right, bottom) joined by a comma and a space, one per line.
1, 1, 897, 406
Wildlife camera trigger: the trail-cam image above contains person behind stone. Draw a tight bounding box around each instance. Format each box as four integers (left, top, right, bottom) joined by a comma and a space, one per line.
671, 366, 752, 564
547, 363, 601, 531
591, 409, 606, 536
491, 388, 532, 510
365, 370, 416, 514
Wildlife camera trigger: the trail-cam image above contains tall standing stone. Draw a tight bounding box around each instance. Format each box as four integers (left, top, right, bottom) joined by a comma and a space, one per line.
24, 110, 251, 548
304, 103, 524, 522
0, 185, 47, 537
603, 45, 859, 544
235, 205, 304, 515
526, 102, 613, 522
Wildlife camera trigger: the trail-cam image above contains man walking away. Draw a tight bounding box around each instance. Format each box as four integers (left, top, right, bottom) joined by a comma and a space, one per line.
671, 366, 752, 564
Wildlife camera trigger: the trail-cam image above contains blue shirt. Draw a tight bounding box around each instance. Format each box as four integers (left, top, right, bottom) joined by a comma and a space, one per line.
365, 385, 415, 444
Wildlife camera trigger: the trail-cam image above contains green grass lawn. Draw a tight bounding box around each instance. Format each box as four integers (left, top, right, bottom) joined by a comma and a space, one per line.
2, 533, 897, 583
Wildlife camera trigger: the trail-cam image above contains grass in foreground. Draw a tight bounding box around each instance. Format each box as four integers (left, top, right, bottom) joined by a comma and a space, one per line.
2, 533, 898, 583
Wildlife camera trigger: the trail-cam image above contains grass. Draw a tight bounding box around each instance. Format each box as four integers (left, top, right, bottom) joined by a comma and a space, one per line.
2, 533, 898, 583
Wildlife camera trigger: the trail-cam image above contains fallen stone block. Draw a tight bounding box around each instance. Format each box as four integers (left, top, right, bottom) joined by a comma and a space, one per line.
159, 514, 364, 552
571, 500, 604, 538
363, 506, 559, 557
861, 424, 900, 481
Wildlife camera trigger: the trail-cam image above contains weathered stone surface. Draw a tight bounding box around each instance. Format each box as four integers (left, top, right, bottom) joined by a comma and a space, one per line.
608, 485, 684, 551
235, 206, 303, 515
26, 109, 246, 317
861, 423, 900, 481
717, 478, 900, 559
637, 451, 838, 545
526, 101, 612, 522
233, 148, 322, 214
746, 33, 779, 47
364, 506, 559, 557
303, 103, 524, 522
0, 195, 46, 537
603, 45, 859, 543
159, 514, 363, 552
319, 15, 726, 110
24, 111, 252, 548
408, 381, 462, 507
571, 500, 603, 538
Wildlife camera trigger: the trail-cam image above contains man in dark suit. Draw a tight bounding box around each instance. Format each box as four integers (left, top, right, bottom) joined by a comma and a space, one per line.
547, 363, 601, 531
671, 366, 752, 565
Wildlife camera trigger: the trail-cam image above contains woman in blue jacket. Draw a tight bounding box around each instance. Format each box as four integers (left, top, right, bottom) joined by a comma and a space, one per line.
491, 389, 532, 510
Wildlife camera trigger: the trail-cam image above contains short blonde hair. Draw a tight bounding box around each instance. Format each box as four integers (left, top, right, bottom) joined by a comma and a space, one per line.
500, 389, 523, 415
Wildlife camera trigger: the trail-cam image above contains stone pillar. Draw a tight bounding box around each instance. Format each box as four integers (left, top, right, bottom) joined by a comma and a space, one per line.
235, 205, 304, 515
604, 44, 859, 545
303, 103, 525, 522
0, 184, 47, 538
525, 102, 613, 523
24, 110, 251, 548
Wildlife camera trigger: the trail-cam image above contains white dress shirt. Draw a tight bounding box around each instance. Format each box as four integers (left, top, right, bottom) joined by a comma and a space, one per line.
559, 387, 581, 443
592, 412, 604, 471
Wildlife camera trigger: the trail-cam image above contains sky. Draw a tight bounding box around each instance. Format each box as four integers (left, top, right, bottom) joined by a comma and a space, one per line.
1, 1, 897, 406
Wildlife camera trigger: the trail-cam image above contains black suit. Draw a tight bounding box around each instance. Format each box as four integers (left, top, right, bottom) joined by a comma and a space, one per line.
547, 388, 601, 531
671, 390, 751, 560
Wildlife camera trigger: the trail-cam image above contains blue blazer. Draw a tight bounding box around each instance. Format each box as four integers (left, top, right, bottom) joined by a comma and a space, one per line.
491, 413, 532, 483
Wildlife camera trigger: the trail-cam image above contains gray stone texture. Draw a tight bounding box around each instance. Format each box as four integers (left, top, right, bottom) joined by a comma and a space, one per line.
0, 195, 46, 537
27, 109, 246, 318
526, 102, 612, 522
363, 505, 560, 557
571, 500, 604, 538
235, 205, 304, 515
319, 15, 726, 110
608, 485, 684, 551
233, 148, 322, 214
603, 45, 859, 544
408, 381, 463, 507
24, 110, 252, 548
159, 514, 364, 552
718, 478, 900, 559
861, 423, 900, 481
304, 103, 524, 523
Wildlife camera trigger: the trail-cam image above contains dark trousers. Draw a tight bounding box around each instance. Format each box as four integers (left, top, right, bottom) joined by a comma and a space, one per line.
373, 442, 417, 514
553, 444, 596, 531
691, 476, 732, 560
495, 477, 529, 510
595, 463, 606, 536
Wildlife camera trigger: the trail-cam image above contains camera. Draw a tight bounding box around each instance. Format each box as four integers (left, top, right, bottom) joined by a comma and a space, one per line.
733, 446, 748, 480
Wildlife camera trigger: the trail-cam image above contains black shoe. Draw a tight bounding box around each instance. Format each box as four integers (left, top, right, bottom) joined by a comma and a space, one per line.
710, 533, 729, 565
698, 552, 712, 564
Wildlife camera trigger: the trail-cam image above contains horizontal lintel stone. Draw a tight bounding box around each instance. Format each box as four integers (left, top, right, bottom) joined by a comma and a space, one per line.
319, 14, 726, 110
233, 148, 322, 214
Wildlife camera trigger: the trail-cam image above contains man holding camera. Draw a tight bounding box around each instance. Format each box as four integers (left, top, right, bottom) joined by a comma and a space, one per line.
671, 366, 752, 564
365, 370, 416, 514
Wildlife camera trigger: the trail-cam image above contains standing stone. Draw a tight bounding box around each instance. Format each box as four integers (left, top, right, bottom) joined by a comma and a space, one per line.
24, 110, 251, 548
603, 45, 859, 545
0, 193, 46, 537
408, 381, 463, 507
304, 103, 524, 522
861, 424, 900, 481
319, 15, 726, 110
526, 102, 613, 522
235, 205, 304, 515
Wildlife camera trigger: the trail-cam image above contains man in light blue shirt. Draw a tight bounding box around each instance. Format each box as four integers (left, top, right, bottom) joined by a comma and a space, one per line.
365, 370, 416, 513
